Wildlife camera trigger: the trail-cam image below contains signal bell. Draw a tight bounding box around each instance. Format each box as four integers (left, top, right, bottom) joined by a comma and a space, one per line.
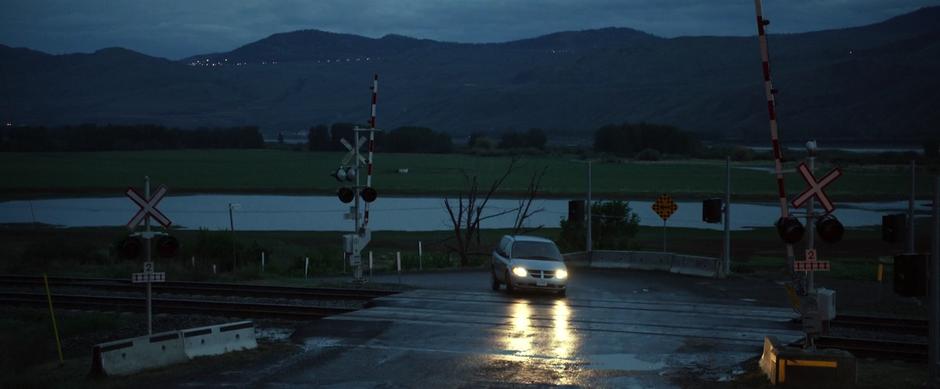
815, 215, 844, 244
330, 167, 356, 182
702, 198, 723, 223
775, 216, 804, 244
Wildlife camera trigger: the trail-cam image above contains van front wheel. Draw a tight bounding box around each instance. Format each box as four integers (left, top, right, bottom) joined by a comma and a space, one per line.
505, 271, 514, 293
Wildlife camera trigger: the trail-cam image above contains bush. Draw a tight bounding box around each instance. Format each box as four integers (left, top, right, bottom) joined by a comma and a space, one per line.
635, 148, 661, 161
731, 146, 755, 161
558, 200, 641, 251
594, 122, 701, 156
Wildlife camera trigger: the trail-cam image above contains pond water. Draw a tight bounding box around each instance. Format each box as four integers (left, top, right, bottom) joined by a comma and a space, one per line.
0, 194, 928, 232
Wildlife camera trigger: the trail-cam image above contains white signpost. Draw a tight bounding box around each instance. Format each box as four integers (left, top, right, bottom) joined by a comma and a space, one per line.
126, 177, 171, 335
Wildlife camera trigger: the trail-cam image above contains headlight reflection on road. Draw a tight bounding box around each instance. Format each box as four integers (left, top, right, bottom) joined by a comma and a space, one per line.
507, 301, 533, 355
500, 299, 580, 386
503, 300, 577, 360
552, 300, 573, 359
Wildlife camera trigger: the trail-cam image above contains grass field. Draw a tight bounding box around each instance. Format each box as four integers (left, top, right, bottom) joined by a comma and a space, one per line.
3, 221, 928, 283
1, 149, 934, 200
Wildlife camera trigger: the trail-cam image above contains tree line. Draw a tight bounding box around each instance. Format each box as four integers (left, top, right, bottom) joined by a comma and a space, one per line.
594, 122, 701, 157
0, 124, 264, 152
307, 123, 452, 153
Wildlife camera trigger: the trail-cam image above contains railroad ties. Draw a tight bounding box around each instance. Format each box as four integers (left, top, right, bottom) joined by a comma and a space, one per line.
0, 274, 398, 320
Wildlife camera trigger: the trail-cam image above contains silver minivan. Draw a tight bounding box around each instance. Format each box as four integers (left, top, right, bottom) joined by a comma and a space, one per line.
491, 235, 568, 296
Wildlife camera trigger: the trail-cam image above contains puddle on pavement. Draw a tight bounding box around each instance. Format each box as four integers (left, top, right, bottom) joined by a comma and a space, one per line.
302, 336, 344, 351
587, 353, 666, 371
256, 327, 294, 342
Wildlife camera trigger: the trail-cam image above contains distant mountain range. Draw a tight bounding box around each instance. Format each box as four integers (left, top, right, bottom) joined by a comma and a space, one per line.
1, 7, 938, 142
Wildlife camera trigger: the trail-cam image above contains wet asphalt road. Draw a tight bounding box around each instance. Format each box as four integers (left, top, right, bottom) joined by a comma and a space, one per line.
177, 269, 804, 388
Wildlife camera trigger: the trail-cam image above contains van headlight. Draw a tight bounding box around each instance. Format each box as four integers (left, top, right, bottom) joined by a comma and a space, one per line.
556, 269, 568, 280
512, 267, 528, 278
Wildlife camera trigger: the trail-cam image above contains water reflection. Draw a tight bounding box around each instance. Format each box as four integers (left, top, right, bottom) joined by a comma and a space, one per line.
500, 299, 580, 384
507, 301, 533, 355
504, 299, 578, 359
552, 300, 573, 359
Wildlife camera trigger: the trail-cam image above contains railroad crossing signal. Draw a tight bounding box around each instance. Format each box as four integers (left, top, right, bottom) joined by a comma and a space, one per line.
792, 163, 842, 213
126, 185, 171, 229
794, 249, 830, 272
652, 194, 678, 221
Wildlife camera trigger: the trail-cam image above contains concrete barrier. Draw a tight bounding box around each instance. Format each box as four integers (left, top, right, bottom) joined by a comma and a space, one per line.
91, 330, 187, 376
669, 254, 720, 277
182, 321, 257, 359
91, 321, 257, 376
563, 250, 720, 278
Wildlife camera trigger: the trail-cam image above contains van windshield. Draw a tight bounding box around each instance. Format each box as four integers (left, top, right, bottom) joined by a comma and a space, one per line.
511, 241, 563, 261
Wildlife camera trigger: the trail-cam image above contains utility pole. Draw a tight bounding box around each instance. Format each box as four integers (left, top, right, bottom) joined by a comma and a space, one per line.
723, 156, 732, 277
909, 160, 916, 253
587, 160, 593, 258
228, 203, 238, 270
929, 176, 939, 387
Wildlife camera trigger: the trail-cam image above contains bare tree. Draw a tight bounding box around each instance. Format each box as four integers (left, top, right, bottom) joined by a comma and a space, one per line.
443, 158, 547, 266
511, 166, 547, 235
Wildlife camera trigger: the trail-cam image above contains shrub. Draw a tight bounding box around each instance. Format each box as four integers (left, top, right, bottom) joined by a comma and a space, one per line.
635, 148, 661, 161
558, 200, 641, 251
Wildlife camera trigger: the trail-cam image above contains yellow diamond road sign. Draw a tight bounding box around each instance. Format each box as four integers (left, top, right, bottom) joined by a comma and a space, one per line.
652, 194, 678, 221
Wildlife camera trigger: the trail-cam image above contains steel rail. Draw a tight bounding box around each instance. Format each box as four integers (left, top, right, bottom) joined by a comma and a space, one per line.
0, 274, 398, 301
0, 291, 356, 320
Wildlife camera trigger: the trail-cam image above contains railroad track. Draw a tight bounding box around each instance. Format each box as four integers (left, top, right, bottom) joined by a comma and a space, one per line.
811, 336, 927, 362
0, 291, 356, 320
830, 314, 927, 336
0, 274, 398, 301
785, 314, 929, 361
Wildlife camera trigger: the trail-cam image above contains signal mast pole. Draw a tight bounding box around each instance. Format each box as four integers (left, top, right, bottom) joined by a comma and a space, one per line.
346, 74, 380, 283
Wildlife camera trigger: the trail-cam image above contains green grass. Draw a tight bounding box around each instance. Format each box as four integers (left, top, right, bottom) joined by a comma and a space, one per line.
0, 307, 131, 387
0, 223, 908, 282
0, 149, 933, 200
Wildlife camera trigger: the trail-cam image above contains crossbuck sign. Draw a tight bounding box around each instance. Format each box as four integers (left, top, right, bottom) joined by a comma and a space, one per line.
791, 163, 842, 213
125, 185, 171, 229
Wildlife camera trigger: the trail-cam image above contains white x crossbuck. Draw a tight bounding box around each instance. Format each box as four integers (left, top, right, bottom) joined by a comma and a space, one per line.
791, 163, 842, 213
340, 136, 368, 166
125, 185, 172, 229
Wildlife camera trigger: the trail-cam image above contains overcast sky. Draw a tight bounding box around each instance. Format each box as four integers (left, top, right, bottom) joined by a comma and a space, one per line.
1, 0, 937, 59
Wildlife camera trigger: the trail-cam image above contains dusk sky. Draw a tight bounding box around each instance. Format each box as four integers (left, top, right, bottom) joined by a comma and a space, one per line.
1, 0, 937, 59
